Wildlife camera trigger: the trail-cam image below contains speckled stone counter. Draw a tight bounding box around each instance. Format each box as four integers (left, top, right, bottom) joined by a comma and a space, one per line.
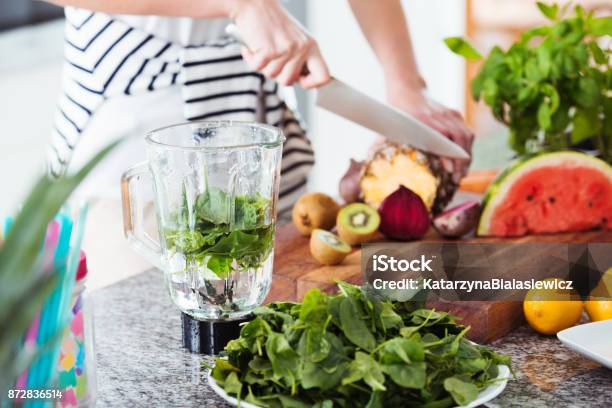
92, 270, 612, 407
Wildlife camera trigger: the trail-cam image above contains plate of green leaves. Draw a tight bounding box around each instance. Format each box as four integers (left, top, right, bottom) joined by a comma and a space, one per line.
207, 282, 512, 408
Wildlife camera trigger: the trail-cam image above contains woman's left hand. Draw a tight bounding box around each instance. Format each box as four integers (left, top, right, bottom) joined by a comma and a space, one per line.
375, 84, 474, 182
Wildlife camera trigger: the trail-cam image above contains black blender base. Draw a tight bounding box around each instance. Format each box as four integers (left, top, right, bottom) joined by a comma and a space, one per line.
181, 312, 253, 355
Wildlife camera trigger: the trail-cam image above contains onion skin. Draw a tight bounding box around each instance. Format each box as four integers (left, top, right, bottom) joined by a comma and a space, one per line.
378, 186, 430, 241
339, 159, 364, 204
432, 201, 481, 239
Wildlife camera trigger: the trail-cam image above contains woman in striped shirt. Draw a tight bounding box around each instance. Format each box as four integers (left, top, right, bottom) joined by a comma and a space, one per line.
43, 0, 473, 211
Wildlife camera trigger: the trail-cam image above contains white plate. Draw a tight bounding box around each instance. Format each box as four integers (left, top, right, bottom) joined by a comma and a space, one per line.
208, 365, 510, 408
557, 319, 612, 369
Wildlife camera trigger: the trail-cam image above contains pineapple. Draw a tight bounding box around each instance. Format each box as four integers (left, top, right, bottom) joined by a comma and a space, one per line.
360, 143, 457, 214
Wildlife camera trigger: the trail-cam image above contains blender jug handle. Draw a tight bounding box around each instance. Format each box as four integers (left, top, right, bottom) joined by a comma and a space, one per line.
121, 163, 163, 269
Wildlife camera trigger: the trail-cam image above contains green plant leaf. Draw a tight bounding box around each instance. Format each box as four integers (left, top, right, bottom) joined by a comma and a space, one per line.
342, 352, 386, 391
537, 103, 552, 130
210, 282, 512, 406
265, 332, 300, 381
588, 42, 607, 65
381, 362, 426, 389
590, 17, 612, 36
521, 26, 550, 43
540, 83, 560, 113
537, 2, 559, 20
575, 77, 601, 108
461, 2, 611, 162
537, 41, 553, 77
444, 37, 483, 61
0, 139, 119, 394
339, 297, 376, 352
444, 377, 479, 406
572, 109, 601, 144
482, 78, 499, 106
206, 255, 233, 277
223, 371, 243, 397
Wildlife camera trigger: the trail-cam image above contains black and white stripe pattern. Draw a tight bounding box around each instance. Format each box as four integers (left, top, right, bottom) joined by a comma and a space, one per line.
49, 8, 314, 210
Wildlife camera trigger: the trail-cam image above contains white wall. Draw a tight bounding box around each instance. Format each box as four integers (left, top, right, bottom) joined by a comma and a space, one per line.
0, 21, 64, 215
306, 0, 466, 197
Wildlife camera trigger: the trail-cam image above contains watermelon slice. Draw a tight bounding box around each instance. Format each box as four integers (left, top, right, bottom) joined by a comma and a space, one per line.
478, 152, 612, 237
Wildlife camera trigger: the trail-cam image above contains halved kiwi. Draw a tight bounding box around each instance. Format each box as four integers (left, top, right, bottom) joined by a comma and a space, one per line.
336, 203, 380, 245
310, 229, 351, 265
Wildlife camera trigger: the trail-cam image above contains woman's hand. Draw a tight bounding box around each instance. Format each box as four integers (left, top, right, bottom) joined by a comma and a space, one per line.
231, 0, 330, 89
349, 0, 473, 181
385, 84, 474, 182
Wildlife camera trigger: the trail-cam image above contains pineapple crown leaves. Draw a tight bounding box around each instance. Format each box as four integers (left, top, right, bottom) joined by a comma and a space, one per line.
444, 2, 612, 162
0, 140, 119, 393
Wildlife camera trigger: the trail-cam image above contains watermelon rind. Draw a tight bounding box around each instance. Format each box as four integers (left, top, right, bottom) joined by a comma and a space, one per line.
477, 151, 612, 236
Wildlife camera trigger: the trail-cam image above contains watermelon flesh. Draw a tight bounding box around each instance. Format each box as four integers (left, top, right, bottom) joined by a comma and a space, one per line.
478, 152, 612, 237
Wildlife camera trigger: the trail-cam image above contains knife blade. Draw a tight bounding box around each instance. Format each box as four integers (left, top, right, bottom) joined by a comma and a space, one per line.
316, 79, 470, 159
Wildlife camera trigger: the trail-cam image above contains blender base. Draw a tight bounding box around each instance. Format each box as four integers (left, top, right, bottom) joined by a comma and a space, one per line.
181, 312, 253, 355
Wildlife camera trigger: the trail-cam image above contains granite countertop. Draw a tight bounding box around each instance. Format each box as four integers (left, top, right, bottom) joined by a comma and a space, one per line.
92, 270, 612, 407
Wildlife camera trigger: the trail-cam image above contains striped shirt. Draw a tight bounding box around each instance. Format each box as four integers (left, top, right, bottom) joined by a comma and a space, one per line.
49, 8, 314, 211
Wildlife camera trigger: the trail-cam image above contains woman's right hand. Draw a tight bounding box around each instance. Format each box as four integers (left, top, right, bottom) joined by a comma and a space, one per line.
230, 0, 330, 89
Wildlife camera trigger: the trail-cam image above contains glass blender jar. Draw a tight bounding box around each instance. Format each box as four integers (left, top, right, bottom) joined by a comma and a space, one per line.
121, 121, 284, 322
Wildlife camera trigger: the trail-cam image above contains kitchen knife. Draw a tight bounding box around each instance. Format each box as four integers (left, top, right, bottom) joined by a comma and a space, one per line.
225, 24, 469, 159
316, 79, 469, 159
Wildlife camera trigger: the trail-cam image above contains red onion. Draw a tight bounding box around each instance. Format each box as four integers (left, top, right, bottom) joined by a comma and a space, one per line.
432, 200, 481, 238
339, 159, 364, 204
378, 186, 430, 241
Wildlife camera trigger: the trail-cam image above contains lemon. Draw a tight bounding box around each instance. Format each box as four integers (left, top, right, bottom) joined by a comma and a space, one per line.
585, 268, 612, 322
585, 301, 612, 322
523, 278, 583, 335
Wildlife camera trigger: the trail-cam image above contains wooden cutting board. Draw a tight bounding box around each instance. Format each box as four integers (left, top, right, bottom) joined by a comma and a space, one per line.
266, 224, 612, 343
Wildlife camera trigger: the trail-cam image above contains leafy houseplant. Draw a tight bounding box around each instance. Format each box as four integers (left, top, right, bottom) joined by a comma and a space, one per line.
0, 142, 117, 394
446, 2, 612, 162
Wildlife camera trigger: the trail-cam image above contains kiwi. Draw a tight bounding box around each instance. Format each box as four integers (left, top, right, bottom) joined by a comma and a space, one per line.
310, 229, 351, 265
336, 203, 380, 245
292, 193, 340, 235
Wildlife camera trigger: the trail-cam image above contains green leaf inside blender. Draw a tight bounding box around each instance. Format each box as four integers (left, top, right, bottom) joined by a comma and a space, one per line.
164, 187, 274, 277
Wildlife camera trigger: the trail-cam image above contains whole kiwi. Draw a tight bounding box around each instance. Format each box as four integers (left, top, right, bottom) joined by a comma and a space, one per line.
292, 193, 340, 235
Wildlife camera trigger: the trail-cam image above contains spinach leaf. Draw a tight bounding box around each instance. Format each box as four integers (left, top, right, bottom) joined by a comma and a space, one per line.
443, 377, 479, 406
210, 282, 512, 407
265, 332, 300, 385
339, 297, 376, 352
342, 352, 386, 391
165, 189, 273, 277
381, 362, 426, 389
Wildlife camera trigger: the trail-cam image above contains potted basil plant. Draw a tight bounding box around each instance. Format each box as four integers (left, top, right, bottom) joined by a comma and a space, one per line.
446, 2, 612, 163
